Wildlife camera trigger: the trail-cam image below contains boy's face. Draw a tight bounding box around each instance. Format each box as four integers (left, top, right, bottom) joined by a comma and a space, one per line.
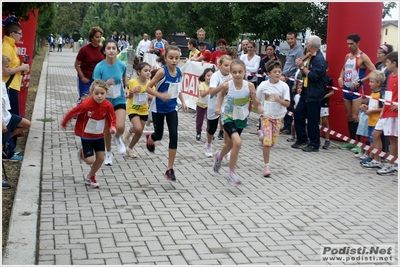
386, 59, 397, 72
369, 79, 381, 90
268, 66, 282, 82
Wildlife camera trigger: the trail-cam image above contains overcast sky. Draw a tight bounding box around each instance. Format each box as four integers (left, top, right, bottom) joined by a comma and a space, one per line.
383, 3, 399, 20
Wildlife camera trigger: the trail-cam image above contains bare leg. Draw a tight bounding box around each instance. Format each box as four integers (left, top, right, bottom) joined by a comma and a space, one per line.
128, 117, 145, 149
167, 149, 176, 169
388, 136, 398, 164
228, 133, 241, 171
372, 130, 383, 161
263, 146, 271, 164
87, 151, 105, 177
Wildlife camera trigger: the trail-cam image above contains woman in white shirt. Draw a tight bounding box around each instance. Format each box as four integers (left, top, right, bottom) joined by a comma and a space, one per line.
240, 41, 260, 88
118, 33, 130, 51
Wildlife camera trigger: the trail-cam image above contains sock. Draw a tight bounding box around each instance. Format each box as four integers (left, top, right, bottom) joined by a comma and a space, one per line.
264, 163, 269, 167
229, 169, 235, 174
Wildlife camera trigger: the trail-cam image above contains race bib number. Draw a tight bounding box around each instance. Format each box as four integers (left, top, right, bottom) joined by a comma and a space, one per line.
107, 84, 121, 99
368, 99, 378, 110
344, 70, 352, 83
84, 118, 105, 134
168, 83, 181, 99
233, 105, 248, 120
384, 91, 392, 105
134, 93, 148, 105
263, 101, 281, 116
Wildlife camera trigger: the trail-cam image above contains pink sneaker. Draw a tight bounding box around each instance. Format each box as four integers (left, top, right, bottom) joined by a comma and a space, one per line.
86, 175, 99, 189
263, 165, 271, 177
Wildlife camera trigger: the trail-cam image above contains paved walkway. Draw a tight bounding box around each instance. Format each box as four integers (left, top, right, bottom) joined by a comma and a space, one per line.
3, 48, 398, 265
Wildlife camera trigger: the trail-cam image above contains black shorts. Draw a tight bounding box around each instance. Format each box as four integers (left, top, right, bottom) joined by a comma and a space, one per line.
128, 113, 148, 122
207, 117, 220, 135
2, 114, 22, 144
81, 138, 105, 158
223, 121, 243, 139
114, 103, 126, 111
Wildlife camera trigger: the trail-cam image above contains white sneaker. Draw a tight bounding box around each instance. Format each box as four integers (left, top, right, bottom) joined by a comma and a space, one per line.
377, 164, 397, 175
113, 135, 126, 155
104, 151, 113, 166
224, 151, 231, 161
359, 152, 369, 160
204, 143, 213, 158
126, 147, 138, 158
226, 171, 242, 185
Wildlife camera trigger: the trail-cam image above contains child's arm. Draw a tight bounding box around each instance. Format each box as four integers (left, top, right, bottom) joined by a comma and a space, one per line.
324, 88, 334, 99
178, 92, 188, 112
199, 83, 209, 98
145, 68, 170, 101
248, 82, 257, 115
215, 82, 228, 115
106, 104, 117, 134
2, 122, 7, 133
60, 103, 85, 130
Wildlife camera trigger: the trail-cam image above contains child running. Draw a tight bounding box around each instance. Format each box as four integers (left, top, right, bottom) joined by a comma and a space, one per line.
61, 80, 117, 189
93, 39, 128, 166
145, 45, 188, 181
205, 55, 232, 158
255, 60, 290, 177
123, 61, 152, 158
195, 68, 214, 141
213, 59, 256, 184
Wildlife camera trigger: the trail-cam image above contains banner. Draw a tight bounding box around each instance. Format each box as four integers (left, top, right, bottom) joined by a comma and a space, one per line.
2, 9, 39, 117
143, 53, 215, 110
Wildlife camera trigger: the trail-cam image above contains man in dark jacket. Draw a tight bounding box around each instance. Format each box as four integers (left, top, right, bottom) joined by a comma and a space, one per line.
291, 35, 327, 152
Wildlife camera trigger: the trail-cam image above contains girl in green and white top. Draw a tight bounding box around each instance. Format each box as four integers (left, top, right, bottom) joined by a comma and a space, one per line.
213, 59, 257, 185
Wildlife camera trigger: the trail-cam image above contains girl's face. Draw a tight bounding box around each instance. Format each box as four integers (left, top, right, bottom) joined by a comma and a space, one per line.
231, 64, 245, 82
266, 46, 275, 56
205, 71, 213, 84
92, 87, 107, 103
219, 59, 231, 76
105, 42, 118, 58
247, 44, 255, 54
377, 48, 387, 63
165, 50, 180, 68
297, 85, 302, 94
138, 65, 151, 80
91, 31, 102, 47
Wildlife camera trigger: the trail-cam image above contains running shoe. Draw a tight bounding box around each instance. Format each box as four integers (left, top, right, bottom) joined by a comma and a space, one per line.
361, 160, 381, 169
263, 165, 271, 177
338, 142, 355, 150
360, 157, 372, 165
213, 151, 222, 173
113, 135, 126, 155
204, 143, 213, 158
146, 133, 155, 152
226, 171, 242, 185
217, 130, 224, 140
322, 140, 330, 149
377, 164, 397, 175
104, 151, 113, 166
126, 147, 138, 158
122, 128, 132, 145
164, 168, 176, 181
87, 175, 99, 189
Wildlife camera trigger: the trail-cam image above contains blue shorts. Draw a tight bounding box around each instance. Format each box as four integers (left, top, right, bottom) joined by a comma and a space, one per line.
343, 86, 363, 101
368, 126, 375, 144
2, 114, 22, 144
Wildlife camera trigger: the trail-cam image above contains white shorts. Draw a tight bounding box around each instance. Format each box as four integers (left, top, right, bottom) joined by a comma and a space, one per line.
320, 107, 329, 117
374, 117, 398, 137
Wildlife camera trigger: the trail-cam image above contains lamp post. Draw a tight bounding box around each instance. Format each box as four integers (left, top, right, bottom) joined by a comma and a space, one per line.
113, 3, 124, 33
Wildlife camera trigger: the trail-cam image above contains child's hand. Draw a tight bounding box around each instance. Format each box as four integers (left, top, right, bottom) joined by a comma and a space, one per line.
159, 91, 171, 101
2, 123, 8, 133
109, 126, 117, 135
182, 103, 188, 113
134, 86, 141, 93
60, 125, 66, 131
214, 108, 221, 115
272, 94, 281, 102
257, 105, 264, 114
390, 104, 398, 111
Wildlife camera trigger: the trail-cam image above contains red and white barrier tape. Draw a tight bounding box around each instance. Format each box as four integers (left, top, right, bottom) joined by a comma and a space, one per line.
284, 110, 397, 163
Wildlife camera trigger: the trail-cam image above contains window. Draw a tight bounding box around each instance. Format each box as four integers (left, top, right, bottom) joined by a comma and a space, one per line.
385, 28, 388, 35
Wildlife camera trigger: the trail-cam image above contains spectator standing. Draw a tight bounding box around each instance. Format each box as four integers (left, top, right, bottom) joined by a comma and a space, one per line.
337, 34, 376, 150
258, 44, 280, 85
238, 39, 249, 58
240, 41, 261, 88
109, 30, 119, 42
78, 37, 84, 48
375, 44, 394, 92
281, 32, 304, 135
149, 30, 169, 56
48, 34, 55, 52
136, 33, 151, 61
69, 37, 74, 48
118, 33, 130, 51
292, 35, 327, 152
57, 35, 63, 52
196, 28, 213, 52
74, 26, 105, 102
211, 38, 228, 66
2, 22, 30, 161
186, 38, 200, 61
320, 62, 334, 149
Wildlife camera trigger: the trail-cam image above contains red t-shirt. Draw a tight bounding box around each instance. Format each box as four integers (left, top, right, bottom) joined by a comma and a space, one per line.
197, 50, 213, 63
61, 98, 116, 139
76, 44, 104, 80
211, 50, 227, 65
381, 73, 398, 118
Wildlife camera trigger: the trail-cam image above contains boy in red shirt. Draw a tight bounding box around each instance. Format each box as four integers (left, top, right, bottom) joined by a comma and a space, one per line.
61, 80, 117, 188
368, 52, 398, 177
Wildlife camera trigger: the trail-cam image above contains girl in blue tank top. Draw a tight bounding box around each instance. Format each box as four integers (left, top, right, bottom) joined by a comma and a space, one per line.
145, 46, 188, 181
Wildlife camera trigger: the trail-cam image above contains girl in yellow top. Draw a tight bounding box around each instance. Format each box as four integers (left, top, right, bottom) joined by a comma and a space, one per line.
196, 68, 214, 141
123, 62, 152, 158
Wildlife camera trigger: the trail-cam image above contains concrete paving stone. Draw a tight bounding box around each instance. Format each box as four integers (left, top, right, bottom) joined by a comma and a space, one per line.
136, 255, 169, 263
85, 242, 102, 254
277, 254, 299, 264
71, 248, 87, 260
99, 237, 116, 248
38, 260, 55, 265
229, 252, 251, 264
168, 255, 188, 265
102, 246, 136, 253
105, 258, 122, 265
72, 259, 105, 265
